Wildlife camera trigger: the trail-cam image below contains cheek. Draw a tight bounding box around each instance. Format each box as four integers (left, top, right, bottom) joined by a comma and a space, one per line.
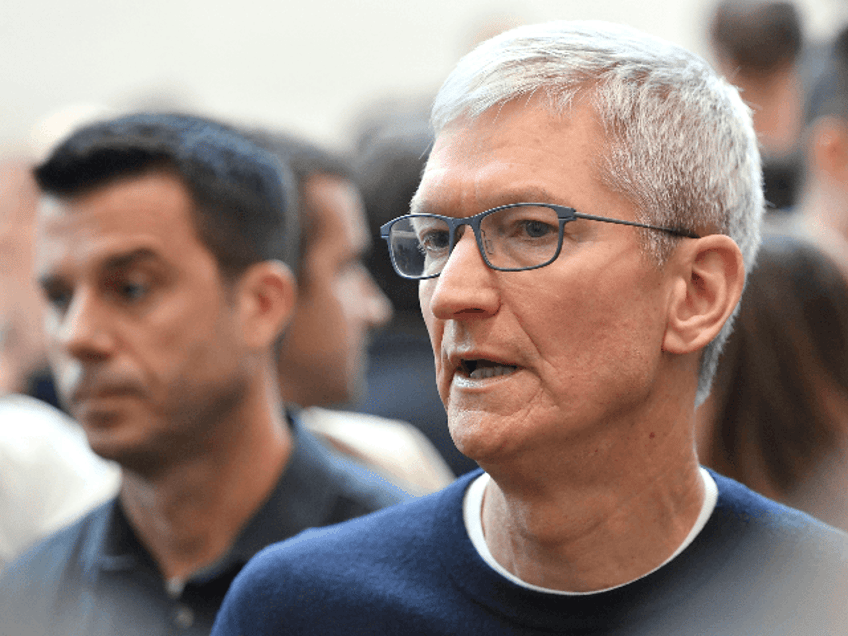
516, 277, 638, 368
303, 280, 354, 360
418, 284, 447, 398
335, 280, 361, 326
143, 294, 235, 375
419, 280, 436, 328
419, 285, 442, 355
544, 301, 662, 400
328, 286, 360, 356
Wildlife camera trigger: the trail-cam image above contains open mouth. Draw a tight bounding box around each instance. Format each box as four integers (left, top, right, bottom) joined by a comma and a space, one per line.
460, 359, 518, 380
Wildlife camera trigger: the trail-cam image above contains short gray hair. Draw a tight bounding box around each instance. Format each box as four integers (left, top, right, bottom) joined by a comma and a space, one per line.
431, 20, 764, 406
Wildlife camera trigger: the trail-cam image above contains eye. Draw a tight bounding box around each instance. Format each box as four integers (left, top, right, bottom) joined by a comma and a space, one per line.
486, 207, 560, 243
418, 229, 450, 254
118, 281, 149, 301
518, 219, 556, 239
104, 270, 153, 305
42, 284, 72, 314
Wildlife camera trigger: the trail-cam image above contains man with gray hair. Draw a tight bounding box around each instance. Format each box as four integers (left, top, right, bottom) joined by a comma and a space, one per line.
212, 21, 848, 634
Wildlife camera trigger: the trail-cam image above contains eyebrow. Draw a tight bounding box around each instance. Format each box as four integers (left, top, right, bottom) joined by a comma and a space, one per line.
37, 247, 162, 290
409, 186, 565, 217
100, 247, 161, 271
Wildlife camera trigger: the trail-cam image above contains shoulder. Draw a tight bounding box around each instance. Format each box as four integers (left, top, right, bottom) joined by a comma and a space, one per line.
213, 474, 476, 635
289, 412, 416, 520
665, 472, 848, 631
241, 471, 472, 582
0, 395, 118, 483
708, 470, 848, 590
0, 396, 119, 564
0, 500, 111, 619
0, 395, 84, 460
225, 477, 470, 600
1, 500, 110, 579
298, 407, 455, 495
711, 469, 847, 542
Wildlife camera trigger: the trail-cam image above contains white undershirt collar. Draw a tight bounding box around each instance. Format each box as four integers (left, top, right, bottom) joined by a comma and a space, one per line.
463, 467, 718, 595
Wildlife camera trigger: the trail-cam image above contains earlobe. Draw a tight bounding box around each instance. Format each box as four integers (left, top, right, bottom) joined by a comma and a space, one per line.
663, 235, 745, 355
237, 260, 297, 350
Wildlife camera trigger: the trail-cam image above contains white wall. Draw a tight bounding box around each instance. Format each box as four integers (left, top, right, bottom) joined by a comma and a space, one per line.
2, 0, 846, 154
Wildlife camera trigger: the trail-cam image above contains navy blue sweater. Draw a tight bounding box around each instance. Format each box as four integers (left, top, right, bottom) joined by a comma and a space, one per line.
212, 470, 848, 635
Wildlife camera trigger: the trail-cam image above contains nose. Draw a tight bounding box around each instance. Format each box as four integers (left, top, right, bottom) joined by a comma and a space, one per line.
362, 270, 393, 328
52, 289, 115, 361
425, 227, 500, 320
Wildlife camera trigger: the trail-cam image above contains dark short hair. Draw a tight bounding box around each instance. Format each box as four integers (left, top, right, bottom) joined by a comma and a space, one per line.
806, 25, 848, 123
242, 129, 353, 280
34, 112, 297, 278
709, 0, 804, 73
354, 117, 432, 315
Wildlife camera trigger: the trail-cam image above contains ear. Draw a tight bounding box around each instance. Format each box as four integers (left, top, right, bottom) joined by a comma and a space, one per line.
809, 116, 848, 182
235, 260, 297, 350
663, 234, 745, 355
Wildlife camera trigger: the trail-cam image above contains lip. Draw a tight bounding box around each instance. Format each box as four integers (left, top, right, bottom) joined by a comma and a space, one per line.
452, 368, 520, 389
70, 385, 143, 406
446, 349, 521, 384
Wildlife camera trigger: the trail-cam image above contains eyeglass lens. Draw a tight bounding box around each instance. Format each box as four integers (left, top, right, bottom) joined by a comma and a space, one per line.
389, 205, 562, 278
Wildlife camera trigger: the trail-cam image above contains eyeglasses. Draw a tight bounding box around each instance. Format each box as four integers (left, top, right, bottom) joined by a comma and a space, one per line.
380, 203, 700, 280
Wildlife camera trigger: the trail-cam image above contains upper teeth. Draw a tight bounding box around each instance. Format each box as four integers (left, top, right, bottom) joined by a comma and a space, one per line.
469, 365, 516, 379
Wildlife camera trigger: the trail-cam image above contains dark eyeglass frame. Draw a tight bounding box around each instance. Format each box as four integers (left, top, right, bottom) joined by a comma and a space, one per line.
380, 202, 700, 280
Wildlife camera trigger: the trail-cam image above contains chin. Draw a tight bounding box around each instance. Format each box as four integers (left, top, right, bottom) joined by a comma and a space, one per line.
79, 420, 159, 474
448, 413, 516, 465
83, 428, 134, 460
78, 419, 126, 458
87, 437, 171, 477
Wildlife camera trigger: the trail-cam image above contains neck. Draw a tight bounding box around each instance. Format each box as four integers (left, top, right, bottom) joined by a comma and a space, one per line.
479, 378, 704, 592
119, 369, 292, 582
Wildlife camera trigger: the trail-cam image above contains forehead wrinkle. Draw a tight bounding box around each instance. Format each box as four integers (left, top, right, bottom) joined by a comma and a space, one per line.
418, 141, 587, 220
413, 179, 570, 218
477, 185, 566, 209
35, 224, 168, 282
423, 99, 613, 216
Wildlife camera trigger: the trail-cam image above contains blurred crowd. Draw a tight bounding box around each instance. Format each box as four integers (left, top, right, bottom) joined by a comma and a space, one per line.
1, 1, 848, 633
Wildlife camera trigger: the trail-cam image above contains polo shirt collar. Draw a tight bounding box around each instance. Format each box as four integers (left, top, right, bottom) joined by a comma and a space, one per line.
78, 412, 344, 586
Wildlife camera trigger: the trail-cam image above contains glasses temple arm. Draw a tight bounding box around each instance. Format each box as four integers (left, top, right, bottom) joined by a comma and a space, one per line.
572, 212, 700, 239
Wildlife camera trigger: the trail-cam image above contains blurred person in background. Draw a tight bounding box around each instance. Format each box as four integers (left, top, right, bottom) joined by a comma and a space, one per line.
1, 158, 119, 571
248, 128, 454, 494
709, 0, 806, 209
793, 25, 848, 270
0, 159, 52, 398
3, 103, 122, 410
0, 393, 119, 571
352, 109, 479, 476
0, 113, 409, 636
343, 17, 531, 480
696, 234, 848, 531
